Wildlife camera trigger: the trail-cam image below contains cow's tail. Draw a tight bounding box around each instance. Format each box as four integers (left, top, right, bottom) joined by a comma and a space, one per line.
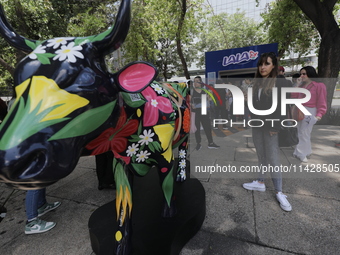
160, 82, 190, 183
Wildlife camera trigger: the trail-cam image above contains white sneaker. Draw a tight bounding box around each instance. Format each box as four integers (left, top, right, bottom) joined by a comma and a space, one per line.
242, 180, 266, 192
276, 192, 292, 211
25, 218, 56, 234
300, 156, 308, 163
293, 154, 308, 163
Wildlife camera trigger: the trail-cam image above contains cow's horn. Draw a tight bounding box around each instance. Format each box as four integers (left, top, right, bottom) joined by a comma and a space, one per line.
92, 0, 131, 54
0, 4, 37, 53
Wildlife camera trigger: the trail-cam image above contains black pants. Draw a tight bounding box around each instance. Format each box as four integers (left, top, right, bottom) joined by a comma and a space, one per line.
194, 109, 213, 144
95, 151, 114, 186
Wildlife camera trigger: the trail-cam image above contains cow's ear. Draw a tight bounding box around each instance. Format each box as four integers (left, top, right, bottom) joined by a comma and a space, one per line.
115, 62, 158, 92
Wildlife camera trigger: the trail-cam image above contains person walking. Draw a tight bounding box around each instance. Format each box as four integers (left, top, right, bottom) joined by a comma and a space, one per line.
191, 76, 220, 150
25, 188, 61, 234
291, 66, 327, 163
242, 52, 292, 212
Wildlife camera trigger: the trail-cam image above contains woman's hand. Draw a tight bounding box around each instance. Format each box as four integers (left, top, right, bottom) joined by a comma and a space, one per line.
315, 116, 321, 121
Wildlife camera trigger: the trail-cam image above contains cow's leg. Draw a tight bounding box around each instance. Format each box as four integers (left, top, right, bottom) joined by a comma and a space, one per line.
158, 160, 177, 218
113, 158, 133, 255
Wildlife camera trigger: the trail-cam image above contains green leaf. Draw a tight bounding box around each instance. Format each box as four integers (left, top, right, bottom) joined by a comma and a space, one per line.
146, 158, 157, 164
74, 37, 90, 46
25, 40, 38, 50
48, 101, 116, 141
89, 26, 113, 42
36, 54, 51, 65
131, 163, 150, 176
137, 121, 143, 135
151, 141, 162, 151
148, 142, 155, 153
172, 134, 188, 149
129, 135, 140, 142
162, 168, 174, 207
0, 97, 68, 150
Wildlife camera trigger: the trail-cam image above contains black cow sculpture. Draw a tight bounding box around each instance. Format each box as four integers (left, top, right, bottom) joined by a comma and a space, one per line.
0, 0, 192, 254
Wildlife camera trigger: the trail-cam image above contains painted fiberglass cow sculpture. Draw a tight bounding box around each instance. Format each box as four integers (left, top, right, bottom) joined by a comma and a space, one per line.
0, 0, 190, 253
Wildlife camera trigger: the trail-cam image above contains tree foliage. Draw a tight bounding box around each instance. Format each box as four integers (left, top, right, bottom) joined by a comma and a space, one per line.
258, 0, 340, 114
260, 0, 319, 61
293, 0, 340, 114
122, 0, 206, 80
195, 11, 267, 69
0, 0, 207, 84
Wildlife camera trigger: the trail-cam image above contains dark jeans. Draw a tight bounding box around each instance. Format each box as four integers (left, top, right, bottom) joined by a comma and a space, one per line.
194, 109, 213, 144
25, 189, 46, 221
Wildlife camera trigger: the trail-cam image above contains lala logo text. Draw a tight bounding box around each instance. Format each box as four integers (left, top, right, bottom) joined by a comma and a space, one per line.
222, 50, 259, 66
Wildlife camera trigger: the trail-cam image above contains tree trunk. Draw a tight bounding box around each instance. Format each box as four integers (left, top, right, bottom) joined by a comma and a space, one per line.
293, 0, 340, 113
176, 0, 190, 80
317, 32, 340, 112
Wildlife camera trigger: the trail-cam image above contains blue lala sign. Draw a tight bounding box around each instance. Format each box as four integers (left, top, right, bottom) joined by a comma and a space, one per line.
205, 43, 278, 77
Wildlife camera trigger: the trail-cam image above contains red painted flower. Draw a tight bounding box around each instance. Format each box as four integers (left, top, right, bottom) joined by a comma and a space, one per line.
85, 108, 138, 158
141, 87, 173, 126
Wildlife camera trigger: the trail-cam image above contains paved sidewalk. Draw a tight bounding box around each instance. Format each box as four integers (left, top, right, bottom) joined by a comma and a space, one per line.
0, 125, 339, 255
182, 125, 340, 255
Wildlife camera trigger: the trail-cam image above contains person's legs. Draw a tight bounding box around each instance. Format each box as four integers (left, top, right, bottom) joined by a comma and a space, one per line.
95, 153, 107, 185
230, 102, 236, 121
294, 107, 317, 160
194, 110, 202, 145
25, 188, 59, 234
243, 128, 266, 191
96, 152, 115, 189
244, 127, 282, 193
244, 103, 250, 127
262, 130, 282, 192
252, 127, 267, 182
104, 151, 114, 182
26, 189, 47, 221
37, 188, 46, 208
201, 113, 214, 144
245, 128, 291, 211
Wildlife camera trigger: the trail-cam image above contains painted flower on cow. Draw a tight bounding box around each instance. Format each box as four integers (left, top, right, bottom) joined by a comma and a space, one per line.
138, 129, 154, 146
141, 87, 173, 126
126, 143, 139, 157
28, 45, 46, 60
179, 149, 186, 159
178, 169, 186, 180
179, 159, 186, 168
85, 108, 139, 159
136, 150, 151, 163
47, 37, 73, 49
53, 42, 84, 63
151, 83, 164, 95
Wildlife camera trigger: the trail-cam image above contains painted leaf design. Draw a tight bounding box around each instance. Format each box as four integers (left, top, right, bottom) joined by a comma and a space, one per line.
25, 39, 41, 50
36, 53, 56, 65
48, 101, 116, 141
131, 163, 150, 176
162, 168, 174, 207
